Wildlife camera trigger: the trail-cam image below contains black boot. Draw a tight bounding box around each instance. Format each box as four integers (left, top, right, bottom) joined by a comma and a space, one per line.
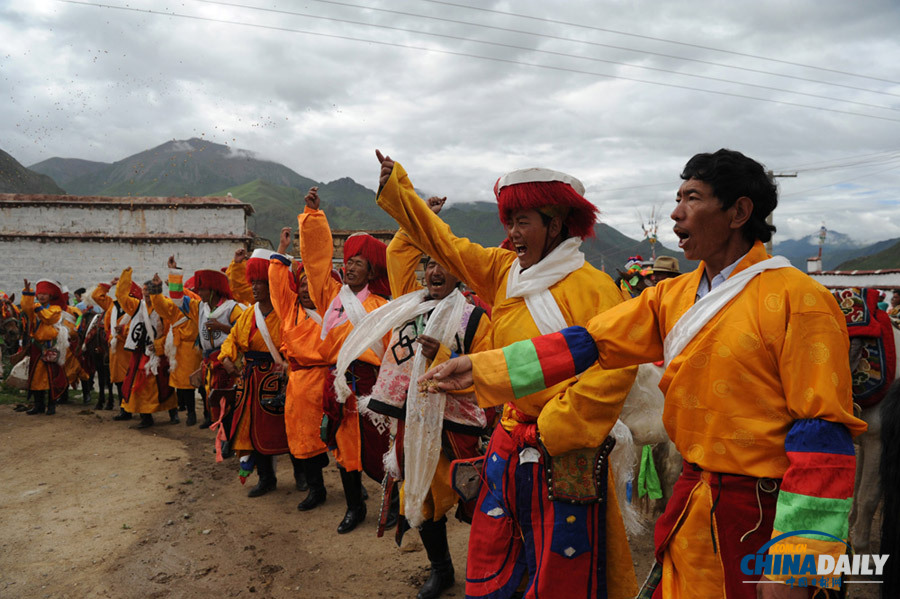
185, 397, 197, 426
168, 408, 180, 424
384, 484, 400, 530
297, 453, 328, 511
81, 380, 93, 404
248, 453, 277, 497
291, 455, 309, 491
46, 398, 57, 415
58, 389, 69, 404
113, 408, 132, 421
337, 467, 366, 534
26, 392, 46, 415
417, 517, 455, 599
94, 389, 104, 410
136, 413, 154, 429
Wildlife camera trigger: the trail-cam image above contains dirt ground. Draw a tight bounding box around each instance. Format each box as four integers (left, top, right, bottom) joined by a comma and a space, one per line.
0, 398, 880, 599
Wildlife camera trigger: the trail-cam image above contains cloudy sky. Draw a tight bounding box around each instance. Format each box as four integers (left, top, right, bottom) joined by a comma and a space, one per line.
3, 0, 900, 248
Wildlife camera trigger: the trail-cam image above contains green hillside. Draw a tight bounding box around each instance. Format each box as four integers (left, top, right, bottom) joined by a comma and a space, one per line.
0, 149, 66, 194
60, 138, 319, 197
28, 157, 109, 187
835, 239, 900, 270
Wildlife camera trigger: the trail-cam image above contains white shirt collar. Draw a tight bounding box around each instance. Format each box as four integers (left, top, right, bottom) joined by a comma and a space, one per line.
696, 251, 748, 301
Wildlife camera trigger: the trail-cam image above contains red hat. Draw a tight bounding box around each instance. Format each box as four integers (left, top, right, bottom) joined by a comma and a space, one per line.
35, 279, 67, 308
494, 168, 598, 240
185, 276, 196, 292
129, 282, 143, 300
193, 269, 232, 300
343, 233, 389, 297
246, 249, 274, 283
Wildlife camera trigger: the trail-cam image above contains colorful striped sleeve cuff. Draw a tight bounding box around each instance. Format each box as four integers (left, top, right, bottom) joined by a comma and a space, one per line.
767, 418, 855, 582
492, 326, 598, 400
168, 268, 184, 299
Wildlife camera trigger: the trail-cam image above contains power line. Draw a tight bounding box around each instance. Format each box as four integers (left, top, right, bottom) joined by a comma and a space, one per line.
184, 0, 900, 113
415, 0, 900, 87
219, 0, 900, 100
55, 0, 900, 124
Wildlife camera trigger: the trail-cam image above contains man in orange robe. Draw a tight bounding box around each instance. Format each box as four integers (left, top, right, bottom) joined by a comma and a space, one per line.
424, 149, 867, 599
299, 186, 391, 534
269, 227, 333, 511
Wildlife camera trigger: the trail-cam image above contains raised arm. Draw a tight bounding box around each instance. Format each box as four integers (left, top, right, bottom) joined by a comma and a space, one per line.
269, 251, 299, 323
386, 228, 424, 298
227, 248, 253, 305
298, 187, 342, 317
375, 153, 511, 302
91, 283, 114, 313
114, 267, 141, 315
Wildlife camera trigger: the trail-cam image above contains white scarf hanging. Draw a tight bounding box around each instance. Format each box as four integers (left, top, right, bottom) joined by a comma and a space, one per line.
333, 289, 440, 404
253, 303, 285, 367
124, 300, 162, 376
506, 236, 584, 335
663, 256, 793, 367
164, 315, 188, 371
304, 307, 323, 326
321, 285, 370, 340
401, 289, 468, 529
198, 299, 238, 352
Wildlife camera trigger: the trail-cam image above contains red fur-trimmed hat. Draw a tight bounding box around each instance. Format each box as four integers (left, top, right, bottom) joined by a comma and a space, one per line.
246, 249, 274, 283
194, 269, 232, 300
494, 168, 598, 240
35, 279, 67, 308
129, 282, 143, 300
343, 233, 389, 297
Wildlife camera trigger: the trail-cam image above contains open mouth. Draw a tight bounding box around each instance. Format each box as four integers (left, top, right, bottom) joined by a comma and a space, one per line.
674, 228, 690, 248
514, 244, 527, 258
427, 275, 446, 288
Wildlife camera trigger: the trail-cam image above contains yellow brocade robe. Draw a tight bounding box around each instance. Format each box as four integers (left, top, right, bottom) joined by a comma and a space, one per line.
377, 162, 638, 599
219, 304, 283, 452
151, 288, 203, 390
91, 285, 133, 384
116, 268, 176, 414
20, 292, 62, 392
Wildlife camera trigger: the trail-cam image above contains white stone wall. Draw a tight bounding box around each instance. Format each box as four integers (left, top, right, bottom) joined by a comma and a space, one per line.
0, 204, 245, 236
0, 238, 247, 297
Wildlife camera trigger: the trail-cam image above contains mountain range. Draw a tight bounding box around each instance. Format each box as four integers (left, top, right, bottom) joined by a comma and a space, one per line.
7, 138, 897, 272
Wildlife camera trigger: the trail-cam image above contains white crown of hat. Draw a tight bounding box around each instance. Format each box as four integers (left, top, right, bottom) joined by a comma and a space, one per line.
497, 167, 585, 196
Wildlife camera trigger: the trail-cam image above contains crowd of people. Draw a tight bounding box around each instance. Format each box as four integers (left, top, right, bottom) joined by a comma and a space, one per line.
2, 147, 883, 599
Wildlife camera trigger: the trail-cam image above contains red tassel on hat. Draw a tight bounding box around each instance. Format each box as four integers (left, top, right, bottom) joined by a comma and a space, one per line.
495, 178, 598, 240
343, 233, 390, 297
193, 269, 232, 300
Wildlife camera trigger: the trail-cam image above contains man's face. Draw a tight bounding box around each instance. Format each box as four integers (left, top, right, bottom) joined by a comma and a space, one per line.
424, 259, 459, 300
251, 279, 270, 303
143, 284, 152, 305
197, 287, 212, 304
892, 292, 900, 307
36, 292, 51, 305
505, 208, 550, 270
671, 178, 735, 262
344, 255, 372, 289
298, 274, 315, 310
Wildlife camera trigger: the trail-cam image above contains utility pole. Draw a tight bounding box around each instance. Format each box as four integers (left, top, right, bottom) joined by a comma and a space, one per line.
766, 170, 797, 252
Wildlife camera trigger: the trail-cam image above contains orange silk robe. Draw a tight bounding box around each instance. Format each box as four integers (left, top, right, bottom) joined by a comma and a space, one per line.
298, 206, 390, 471
269, 255, 330, 459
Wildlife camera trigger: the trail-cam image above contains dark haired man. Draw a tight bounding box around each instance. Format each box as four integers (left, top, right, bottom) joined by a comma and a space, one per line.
425, 149, 867, 599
